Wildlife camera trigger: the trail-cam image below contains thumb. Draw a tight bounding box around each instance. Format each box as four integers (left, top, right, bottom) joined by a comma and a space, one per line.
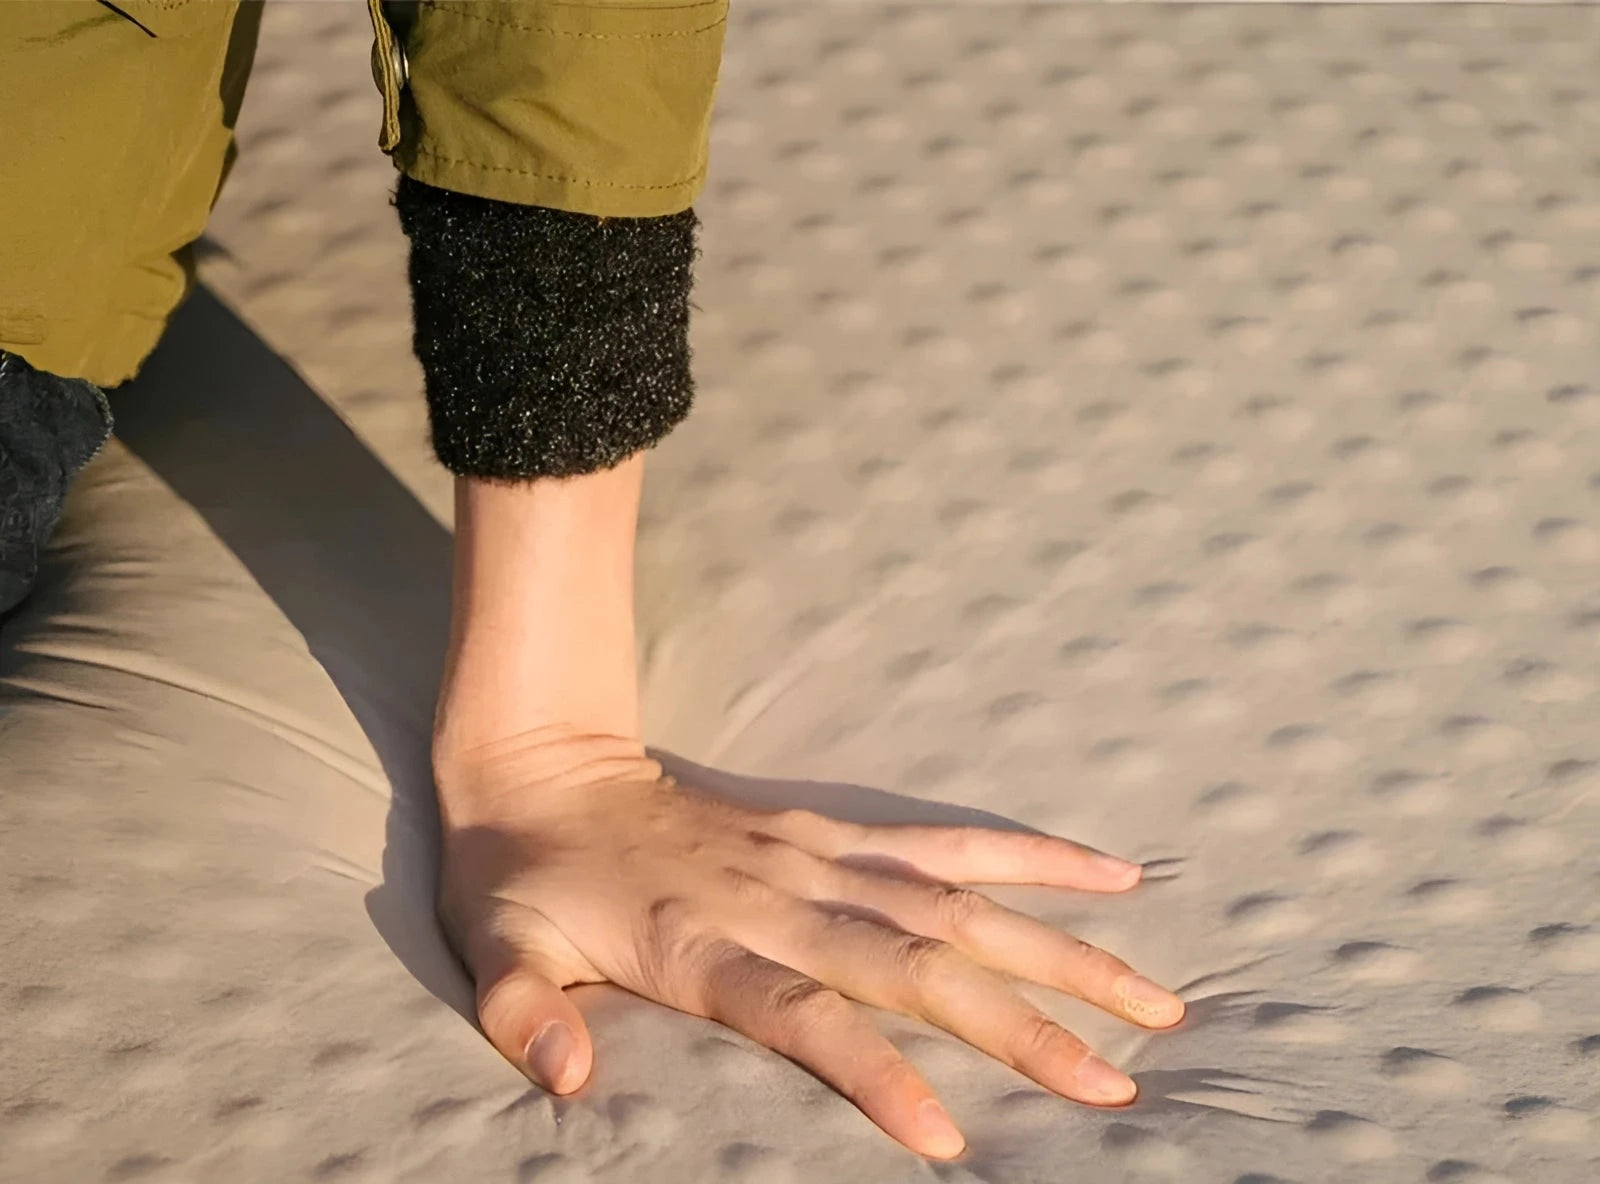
476, 959, 594, 1094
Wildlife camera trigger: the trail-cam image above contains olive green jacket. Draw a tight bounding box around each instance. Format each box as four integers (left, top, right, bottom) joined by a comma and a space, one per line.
0, 0, 728, 386
372, 0, 727, 217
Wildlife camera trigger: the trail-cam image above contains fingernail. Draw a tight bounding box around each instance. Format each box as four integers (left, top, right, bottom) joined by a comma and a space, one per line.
1114, 974, 1185, 1025
1075, 1055, 1137, 1104
525, 1021, 573, 1091
916, 1097, 966, 1157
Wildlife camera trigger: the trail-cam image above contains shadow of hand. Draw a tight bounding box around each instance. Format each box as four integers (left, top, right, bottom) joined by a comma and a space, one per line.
111, 289, 1098, 1054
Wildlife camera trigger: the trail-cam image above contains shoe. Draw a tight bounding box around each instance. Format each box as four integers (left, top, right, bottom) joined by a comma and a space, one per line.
0, 349, 114, 616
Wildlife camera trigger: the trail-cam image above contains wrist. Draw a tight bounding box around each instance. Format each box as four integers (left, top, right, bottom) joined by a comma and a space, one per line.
433, 460, 648, 799
433, 722, 660, 830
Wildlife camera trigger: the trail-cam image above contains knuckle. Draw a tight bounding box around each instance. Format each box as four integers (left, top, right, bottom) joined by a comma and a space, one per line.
819, 905, 875, 936
645, 894, 695, 938
771, 807, 826, 839
1020, 830, 1062, 858
695, 938, 759, 1016
773, 807, 861, 849
932, 884, 987, 933
639, 895, 717, 983
895, 934, 958, 985
770, 978, 848, 1033
1077, 938, 1128, 975
1012, 1010, 1076, 1066
771, 842, 834, 894
474, 973, 521, 1032
739, 828, 834, 895
878, 1055, 924, 1094
720, 866, 779, 907
863, 1055, 925, 1107
1066, 936, 1110, 971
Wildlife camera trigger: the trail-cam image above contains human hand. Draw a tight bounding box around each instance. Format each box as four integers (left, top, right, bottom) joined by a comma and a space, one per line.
435, 726, 1185, 1160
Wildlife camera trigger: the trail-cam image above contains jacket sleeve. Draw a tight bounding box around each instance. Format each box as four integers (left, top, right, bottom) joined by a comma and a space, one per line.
370, 0, 728, 219
367, 0, 725, 482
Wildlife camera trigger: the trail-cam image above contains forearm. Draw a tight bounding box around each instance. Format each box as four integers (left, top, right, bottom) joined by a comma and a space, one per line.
433, 459, 654, 803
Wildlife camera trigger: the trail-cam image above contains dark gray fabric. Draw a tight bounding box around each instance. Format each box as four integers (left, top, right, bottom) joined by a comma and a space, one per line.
393, 175, 700, 481
0, 350, 113, 616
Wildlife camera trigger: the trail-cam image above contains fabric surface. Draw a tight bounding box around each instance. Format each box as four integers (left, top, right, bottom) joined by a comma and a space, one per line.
394, 176, 701, 480
4, 3, 1599, 1182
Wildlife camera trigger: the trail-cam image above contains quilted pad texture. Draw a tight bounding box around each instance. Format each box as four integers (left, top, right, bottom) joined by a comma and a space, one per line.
3, 3, 1598, 1181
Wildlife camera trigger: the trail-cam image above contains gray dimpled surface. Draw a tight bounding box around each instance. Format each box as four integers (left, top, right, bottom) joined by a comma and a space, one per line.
4, 3, 1599, 1182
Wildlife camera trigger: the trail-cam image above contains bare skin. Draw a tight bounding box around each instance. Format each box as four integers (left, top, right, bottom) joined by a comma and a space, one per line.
432, 457, 1185, 1159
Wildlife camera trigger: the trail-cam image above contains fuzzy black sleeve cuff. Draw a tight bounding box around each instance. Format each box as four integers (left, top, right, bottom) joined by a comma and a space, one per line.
393, 174, 700, 481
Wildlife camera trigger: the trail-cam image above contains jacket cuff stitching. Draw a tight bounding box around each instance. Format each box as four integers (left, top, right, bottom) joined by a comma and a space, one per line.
410, 147, 708, 192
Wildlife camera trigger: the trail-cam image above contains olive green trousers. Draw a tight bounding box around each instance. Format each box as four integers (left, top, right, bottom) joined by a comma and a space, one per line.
0, 0, 727, 388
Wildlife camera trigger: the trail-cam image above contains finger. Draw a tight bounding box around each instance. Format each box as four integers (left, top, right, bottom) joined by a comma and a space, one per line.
823, 864, 1184, 1029
697, 940, 967, 1160
720, 839, 1183, 1028
835, 822, 1144, 892
474, 951, 594, 1094
736, 903, 1139, 1108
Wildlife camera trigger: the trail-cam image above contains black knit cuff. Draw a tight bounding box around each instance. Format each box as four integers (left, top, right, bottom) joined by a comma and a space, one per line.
393, 174, 700, 482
